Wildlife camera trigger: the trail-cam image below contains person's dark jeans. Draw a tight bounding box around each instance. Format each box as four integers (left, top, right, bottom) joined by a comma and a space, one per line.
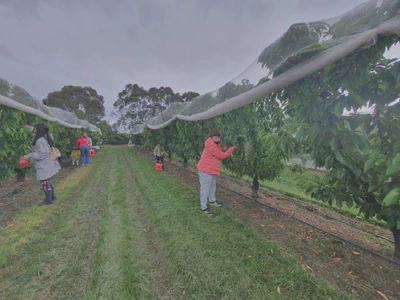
80, 147, 90, 165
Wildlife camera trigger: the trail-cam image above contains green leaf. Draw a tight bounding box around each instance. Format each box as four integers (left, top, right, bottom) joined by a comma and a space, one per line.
368, 184, 380, 193
382, 189, 400, 206
364, 151, 379, 172
386, 164, 400, 176
332, 102, 342, 117
393, 154, 400, 165
329, 137, 337, 151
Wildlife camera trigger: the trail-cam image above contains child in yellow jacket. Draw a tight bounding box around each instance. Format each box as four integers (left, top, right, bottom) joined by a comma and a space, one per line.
71, 148, 81, 165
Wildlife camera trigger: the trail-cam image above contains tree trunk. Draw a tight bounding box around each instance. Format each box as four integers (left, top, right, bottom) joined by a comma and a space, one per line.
252, 178, 260, 198
391, 227, 400, 261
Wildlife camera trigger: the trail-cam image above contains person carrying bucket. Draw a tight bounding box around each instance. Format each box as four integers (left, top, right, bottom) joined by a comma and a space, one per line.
21, 123, 61, 206
197, 130, 236, 215
75, 133, 91, 167
153, 141, 165, 170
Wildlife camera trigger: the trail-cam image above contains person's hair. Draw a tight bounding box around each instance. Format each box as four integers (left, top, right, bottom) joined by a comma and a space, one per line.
33, 123, 53, 147
209, 129, 221, 137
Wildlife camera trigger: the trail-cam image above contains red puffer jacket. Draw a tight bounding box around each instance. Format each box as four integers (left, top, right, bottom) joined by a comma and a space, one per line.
75, 137, 90, 149
197, 138, 234, 176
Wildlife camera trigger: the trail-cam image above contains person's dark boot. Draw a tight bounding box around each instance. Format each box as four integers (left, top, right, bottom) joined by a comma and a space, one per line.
38, 191, 53, 206
42, 184, 56, 201
51, 184, 56, 201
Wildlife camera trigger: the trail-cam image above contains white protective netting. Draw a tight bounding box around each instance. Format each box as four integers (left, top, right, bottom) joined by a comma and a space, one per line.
133, 0, 400, 134
0, 78, 101, 133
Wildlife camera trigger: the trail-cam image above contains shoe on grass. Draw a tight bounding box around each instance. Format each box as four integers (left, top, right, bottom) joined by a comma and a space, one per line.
202, 208, 214, 215
210, 202, 222, 207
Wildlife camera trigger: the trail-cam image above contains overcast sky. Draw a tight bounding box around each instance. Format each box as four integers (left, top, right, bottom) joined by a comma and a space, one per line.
0, 0, 393, 119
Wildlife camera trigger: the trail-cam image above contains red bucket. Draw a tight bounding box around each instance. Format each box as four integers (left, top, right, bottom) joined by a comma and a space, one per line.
19, 158, 30, 168
156, 163, 163, 171
90, 149, 95, 157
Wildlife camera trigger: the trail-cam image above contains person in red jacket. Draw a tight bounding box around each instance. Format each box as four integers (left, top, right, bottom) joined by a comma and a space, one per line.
75, 133, 91, 167
197, 130, 236, 215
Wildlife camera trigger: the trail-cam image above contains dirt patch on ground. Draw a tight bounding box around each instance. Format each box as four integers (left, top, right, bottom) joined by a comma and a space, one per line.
0, 162, 80, 227
134, 147, 400, 300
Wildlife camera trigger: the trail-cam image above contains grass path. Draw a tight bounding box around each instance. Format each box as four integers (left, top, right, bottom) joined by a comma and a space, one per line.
0, 146, 350, 299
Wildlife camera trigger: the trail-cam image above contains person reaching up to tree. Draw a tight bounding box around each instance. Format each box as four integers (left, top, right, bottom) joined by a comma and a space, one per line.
197, 130, 236, 215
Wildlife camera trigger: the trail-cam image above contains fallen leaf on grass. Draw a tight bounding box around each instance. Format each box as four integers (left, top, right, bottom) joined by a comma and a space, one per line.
377, 291, 389, 300
329, 228, 337, 233
348, 272, 359, 279
182, 290, 186, 295
277, 224, 286, 230
6, 224, 14, 229
305, 265, 314, 273
353, 252, 360, 255
277, 287, 281, 294
319, 265, 328, 269
396, 280, 400, 285
332, 258, 342, 263
301, 264, 307, 272
312, 249, 321, 255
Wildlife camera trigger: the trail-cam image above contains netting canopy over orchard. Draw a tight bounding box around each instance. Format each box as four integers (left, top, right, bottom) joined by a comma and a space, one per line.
132, 0, 400, 133
0, 78, 101, 132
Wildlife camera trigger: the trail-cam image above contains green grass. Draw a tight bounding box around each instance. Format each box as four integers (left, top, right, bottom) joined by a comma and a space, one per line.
169, 153, 363, 218
0, 148, 111, 298
0, 146, 352, 299
125, 148, 350, 299
220, 166, 387, 226
86, 149, 154, 299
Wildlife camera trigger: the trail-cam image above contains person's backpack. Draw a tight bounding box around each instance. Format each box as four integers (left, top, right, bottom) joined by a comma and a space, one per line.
50, 147, 61, 160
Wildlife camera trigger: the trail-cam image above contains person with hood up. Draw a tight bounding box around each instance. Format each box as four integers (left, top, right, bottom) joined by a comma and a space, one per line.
75, 133, 91, 166
197, 130, 236, 215
154, 141, 165, 170
153, 141, 164, 162
21, 123, 61, 206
